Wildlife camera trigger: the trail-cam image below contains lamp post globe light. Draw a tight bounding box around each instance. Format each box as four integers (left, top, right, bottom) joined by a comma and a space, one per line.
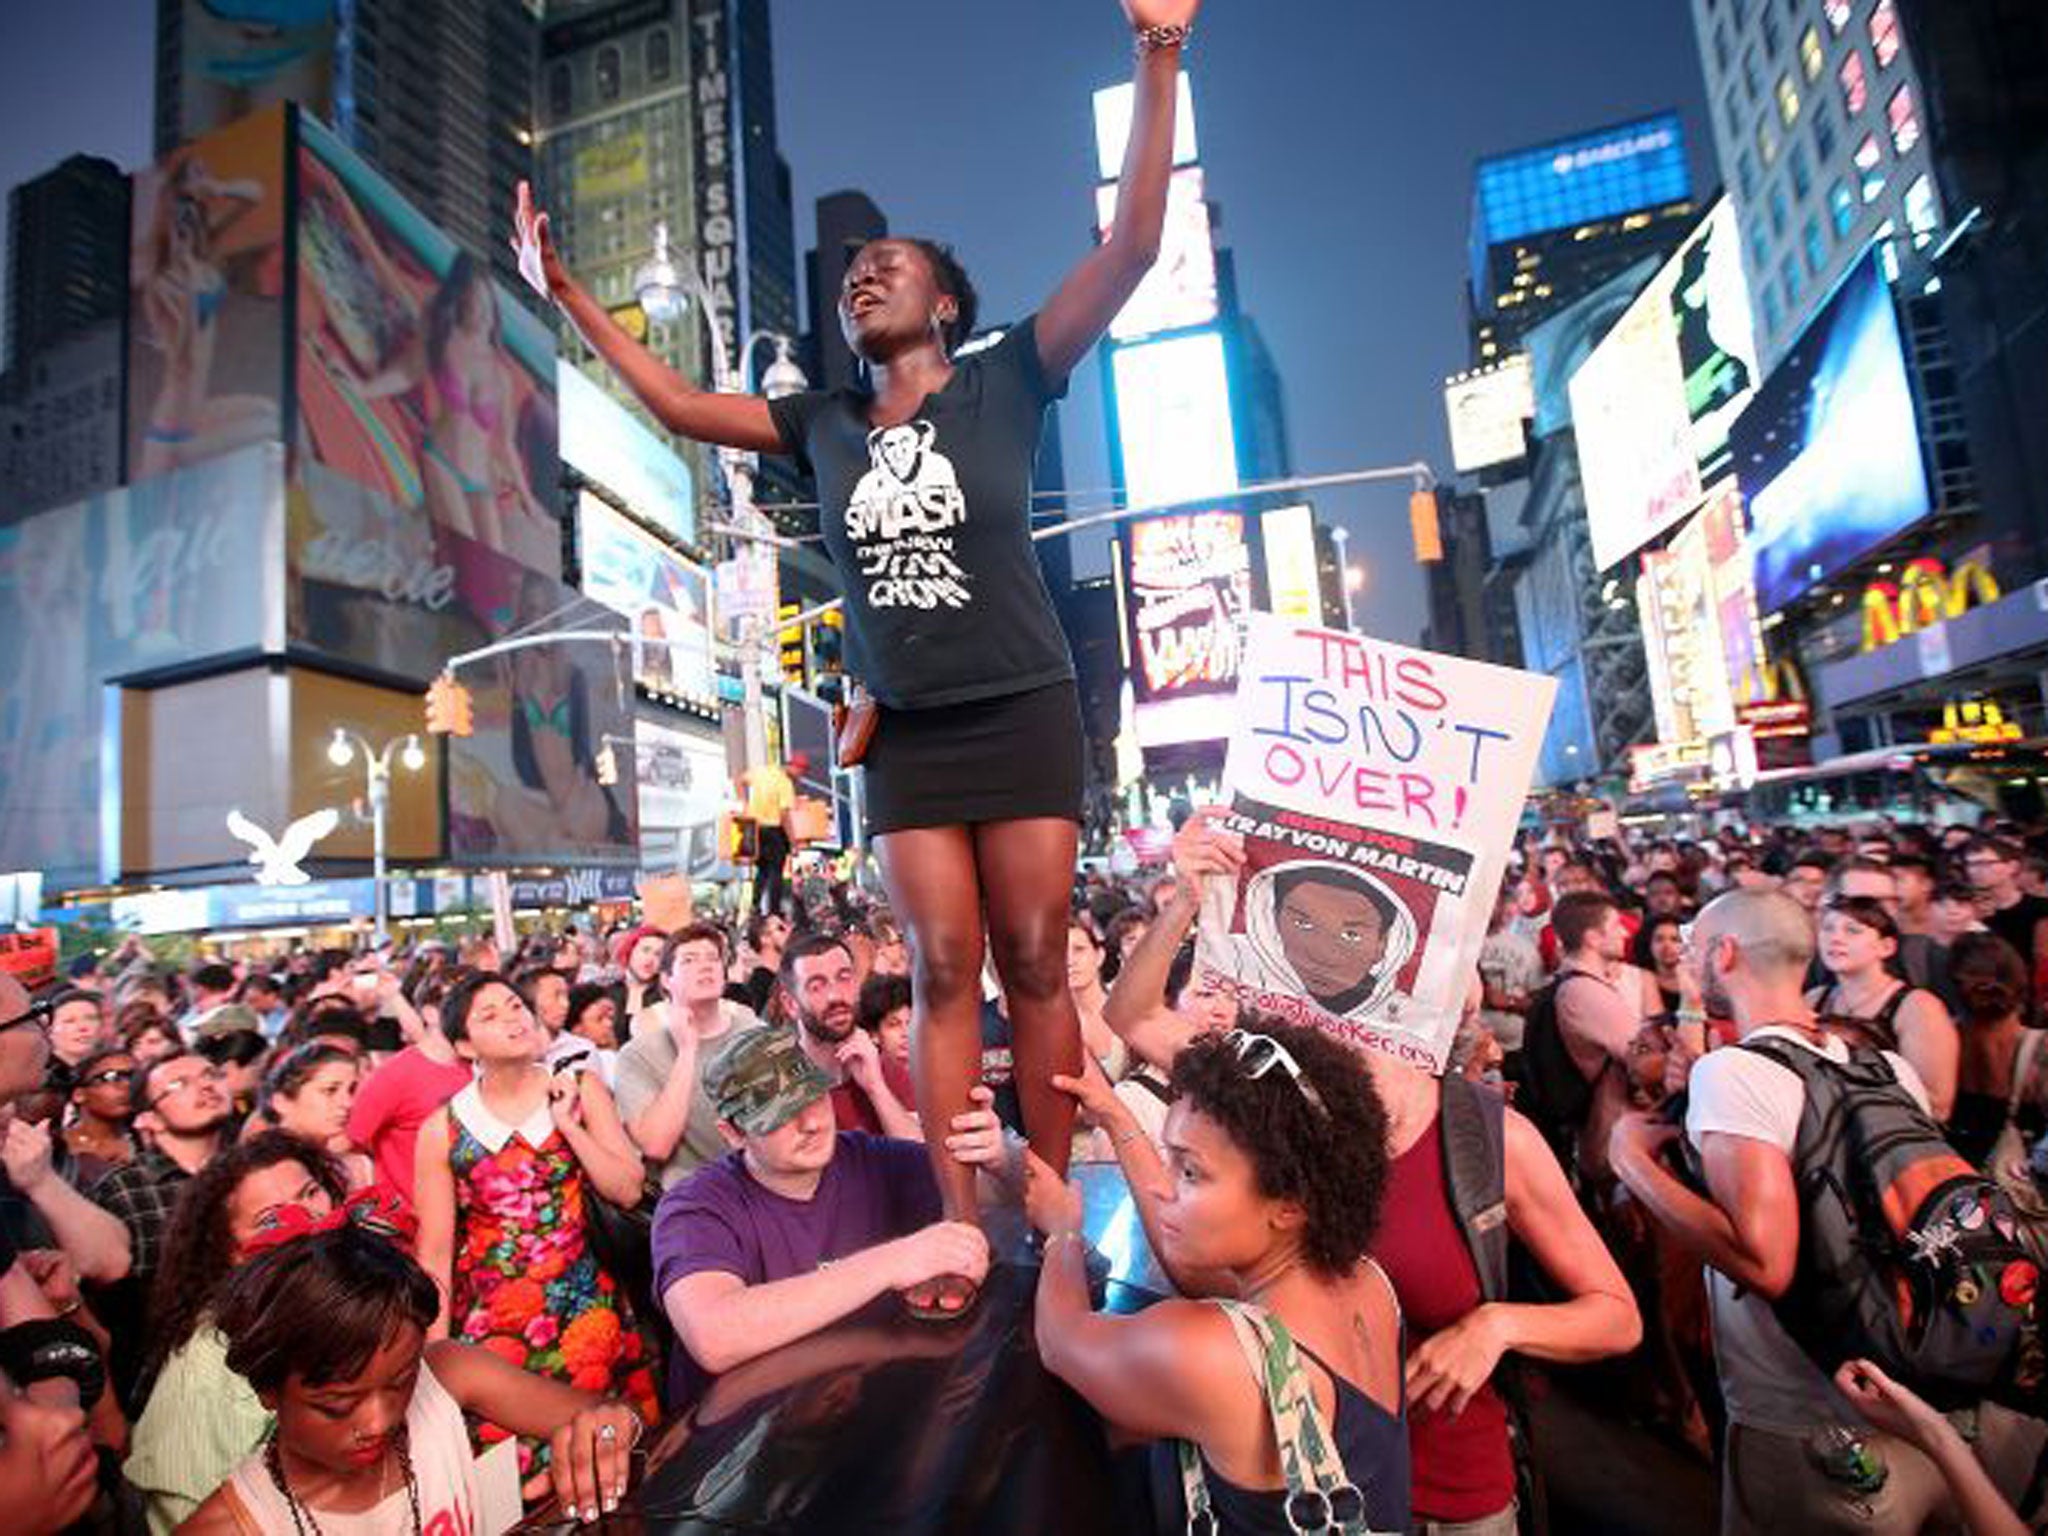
327, 727, 426, 945
636, 221, 808, 771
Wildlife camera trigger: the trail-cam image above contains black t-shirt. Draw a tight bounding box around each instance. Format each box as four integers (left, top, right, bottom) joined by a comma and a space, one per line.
1988, 894, 2048, 971
768, 318, 1075, 709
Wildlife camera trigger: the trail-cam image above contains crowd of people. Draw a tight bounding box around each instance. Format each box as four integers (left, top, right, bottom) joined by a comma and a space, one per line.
0, 811, 2043, 1532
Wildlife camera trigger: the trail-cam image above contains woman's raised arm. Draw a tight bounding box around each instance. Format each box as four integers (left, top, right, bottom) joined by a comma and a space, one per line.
1035, 1, 1200, 381
512, 179, 786, 455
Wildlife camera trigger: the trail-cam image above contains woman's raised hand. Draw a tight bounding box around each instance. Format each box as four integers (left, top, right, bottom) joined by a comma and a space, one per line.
510, 179, 566, 303
1121, 0, 1201, 31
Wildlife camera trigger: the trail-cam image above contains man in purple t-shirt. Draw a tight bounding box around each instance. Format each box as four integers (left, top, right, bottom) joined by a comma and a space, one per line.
652, 1023, 1012, 1405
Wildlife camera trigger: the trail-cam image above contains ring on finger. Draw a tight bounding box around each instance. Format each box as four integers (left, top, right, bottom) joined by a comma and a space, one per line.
598, 1422, 618, 1441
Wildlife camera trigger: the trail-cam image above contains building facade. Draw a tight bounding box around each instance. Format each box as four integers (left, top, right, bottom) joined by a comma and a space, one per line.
4, 155, 127, 376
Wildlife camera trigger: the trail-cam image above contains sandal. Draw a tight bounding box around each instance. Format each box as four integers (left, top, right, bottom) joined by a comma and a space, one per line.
901, 1272, 982, 1323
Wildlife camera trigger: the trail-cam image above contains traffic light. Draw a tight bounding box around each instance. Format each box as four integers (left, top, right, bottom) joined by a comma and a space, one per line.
806, 611, 843, 682
778, 604, 805, 686
1409, 489, 1443, 564
424, 673, 475, 737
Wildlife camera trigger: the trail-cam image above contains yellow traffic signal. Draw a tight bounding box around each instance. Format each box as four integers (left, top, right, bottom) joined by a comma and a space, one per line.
424, 674, 475, 737
1410, 489, 1443, 564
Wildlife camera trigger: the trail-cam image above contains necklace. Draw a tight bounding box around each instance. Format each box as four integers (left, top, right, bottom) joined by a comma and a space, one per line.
266, 1429, 422, 1536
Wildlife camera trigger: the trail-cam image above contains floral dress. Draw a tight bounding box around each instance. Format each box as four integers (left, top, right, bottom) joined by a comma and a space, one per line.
447, 1082, 658, 1469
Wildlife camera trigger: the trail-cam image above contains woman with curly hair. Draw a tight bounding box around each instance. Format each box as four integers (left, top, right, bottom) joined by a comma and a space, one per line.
1025, 1020, 1410, 1533
125, 1132, 348, 1534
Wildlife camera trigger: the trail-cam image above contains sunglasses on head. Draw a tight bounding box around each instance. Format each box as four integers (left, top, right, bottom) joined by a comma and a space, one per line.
197, 1032, 268, 1068
1224, 1029, 1329, 1116
0, 997, 54, 1037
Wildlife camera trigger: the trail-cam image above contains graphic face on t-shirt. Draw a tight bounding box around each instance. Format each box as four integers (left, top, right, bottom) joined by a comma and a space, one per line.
846, 421, 973, 611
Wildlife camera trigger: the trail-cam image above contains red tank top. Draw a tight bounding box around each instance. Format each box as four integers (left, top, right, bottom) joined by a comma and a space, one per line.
1373, 1111, 1517, 1521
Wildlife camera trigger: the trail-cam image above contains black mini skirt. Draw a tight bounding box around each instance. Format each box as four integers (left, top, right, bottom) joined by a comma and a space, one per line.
862, 679, 1084, 835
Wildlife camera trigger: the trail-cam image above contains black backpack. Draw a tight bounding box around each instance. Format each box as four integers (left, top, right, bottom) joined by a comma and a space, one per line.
1510, 972, 1602, 1173
1744, 1036, 2046, 1413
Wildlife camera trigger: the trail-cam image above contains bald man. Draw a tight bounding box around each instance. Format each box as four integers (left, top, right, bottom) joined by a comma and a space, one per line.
1610, 891, 2030, 1534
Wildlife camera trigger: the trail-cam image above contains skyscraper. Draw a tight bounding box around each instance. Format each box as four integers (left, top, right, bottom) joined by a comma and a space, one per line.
1687, 0, 1943, 367
1467, 113, 1697, 365
4, 155, 127, 375
805, 189, 888, 396
537, 0, 800, 538
155, 0, 540, 302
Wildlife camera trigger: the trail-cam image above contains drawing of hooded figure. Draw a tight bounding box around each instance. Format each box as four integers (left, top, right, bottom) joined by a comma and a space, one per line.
1241, 860, 1419, 1022
845, 420, 967, 544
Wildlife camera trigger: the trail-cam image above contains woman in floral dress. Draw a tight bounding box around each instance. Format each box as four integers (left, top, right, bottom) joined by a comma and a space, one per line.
415, 972, 658, 1482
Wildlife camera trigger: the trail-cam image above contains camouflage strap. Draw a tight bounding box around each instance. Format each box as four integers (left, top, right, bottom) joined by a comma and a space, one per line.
1176, 1300, 1390, 1535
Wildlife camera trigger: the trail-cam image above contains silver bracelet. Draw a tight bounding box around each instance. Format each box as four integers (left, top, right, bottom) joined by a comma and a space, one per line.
1135, 22, 1192, 55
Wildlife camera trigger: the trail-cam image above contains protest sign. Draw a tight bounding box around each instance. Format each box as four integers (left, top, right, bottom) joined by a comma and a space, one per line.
1194, 615, 1555, 1071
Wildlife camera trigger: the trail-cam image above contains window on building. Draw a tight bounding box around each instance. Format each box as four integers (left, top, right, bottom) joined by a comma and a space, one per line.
1855, 132, 1887, 201
1824, 0, 1852, 34
1751, 226, 1772, 274
1770, 182, 1791, 238
1761, 280, 1785, 338
548, 63, 572, 119
647, 27, 672, 83
1715, 23, 1735, 73
1760, 6, 1782, 57
1742, 46, 1762, 105
1778, 74, 1801, 126
1790, 141, 1813, 199
1737, 147, 1759, 201
1869, 0, 1902, 68
1805, 216, 1828, 275
1812, 96, 1838, 160
1904, 174, 1939, 246
1874, 218, 1900, 282
1757, 117, 1779, 168
1887, 82, 1921, 154
597, 45, 621, 102
1829, 179, 1857, 236
1800, 24, 1825, 81
1839, 49, 1867, 114
1781, 253, 1802, 308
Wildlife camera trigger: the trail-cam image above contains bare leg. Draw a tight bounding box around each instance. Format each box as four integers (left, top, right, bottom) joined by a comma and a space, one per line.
875, 826, 986, 1225
974, 817, 1083, 1180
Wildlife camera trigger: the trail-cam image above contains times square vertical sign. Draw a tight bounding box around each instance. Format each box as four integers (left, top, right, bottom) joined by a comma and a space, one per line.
689, 0, 740, 349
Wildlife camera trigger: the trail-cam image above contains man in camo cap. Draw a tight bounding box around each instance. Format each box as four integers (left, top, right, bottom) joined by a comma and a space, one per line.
649, 1024, 1011, 1406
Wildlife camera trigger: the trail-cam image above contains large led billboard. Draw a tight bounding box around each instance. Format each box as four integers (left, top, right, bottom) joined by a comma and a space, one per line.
1118, 511, 1251, 748
558, 363, 695, 545
635, 716, 728, 874
1523, 255, 1660, 439
1096, 167, 1218, 342
1733, 253, 1931, 615
1574, 200, 1758, 571
127, 106, 289, 484
175, 1, 336, 140
1443, 355, 1535, 473
1259, 505, 1322, 623
576, 494, 716, 705
1092, 73, 1199, 180
295, 114, 560, 579
1111, 330, 1239, 510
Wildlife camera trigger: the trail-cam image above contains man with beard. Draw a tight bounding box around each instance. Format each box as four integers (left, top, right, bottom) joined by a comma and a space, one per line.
782, 933, 920, 1139
1608, 890, 2017, 1534
88, 1047, 232, 1408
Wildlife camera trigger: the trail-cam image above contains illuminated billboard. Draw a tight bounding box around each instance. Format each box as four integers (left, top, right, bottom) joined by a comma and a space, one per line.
1112, 330, 1240, 510
1571, 254, 1699, 572
295, 114, 560, 579
635, 716, 728, 874
1259, 505, 1323, 623
1118, 512, 1251, 748
1574, 201, 1758, 571
576, 494, 716, 705
175, 0, 336, 140
1734, 253, 1931, 614
1092, 73, 1199, 181
1096, 167, 1217, 342
558, 363, 695, 545
1523, 255, 1660, 438
1638, 505, 1737, 748
127, 106, 289, 484
1443, 355, 1534, 473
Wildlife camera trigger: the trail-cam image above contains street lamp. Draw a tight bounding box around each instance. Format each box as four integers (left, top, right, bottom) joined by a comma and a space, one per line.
1329, 526, 1357, 632
327, 727, 426, 945
637, 221, 808, 771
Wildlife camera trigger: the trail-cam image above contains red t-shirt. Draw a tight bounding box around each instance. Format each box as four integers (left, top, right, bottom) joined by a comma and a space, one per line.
828, 1057, 919, 1135
1373, 1113, 1517, 1522
348, 1046, 473, 1206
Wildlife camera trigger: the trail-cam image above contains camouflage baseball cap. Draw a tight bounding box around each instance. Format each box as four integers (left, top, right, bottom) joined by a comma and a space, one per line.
702, 1025, 836, 1135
